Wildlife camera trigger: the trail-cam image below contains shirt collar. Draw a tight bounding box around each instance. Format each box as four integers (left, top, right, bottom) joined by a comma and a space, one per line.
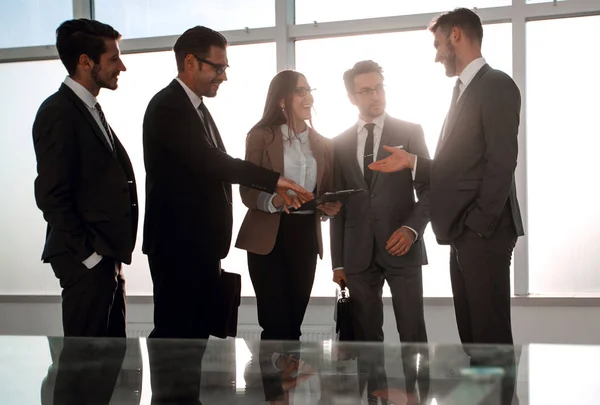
357, 112, 386, 134
458, 57, 487, 88
63, 76, 97, 109
281, 123, 310, 143
175, 77, 203, 109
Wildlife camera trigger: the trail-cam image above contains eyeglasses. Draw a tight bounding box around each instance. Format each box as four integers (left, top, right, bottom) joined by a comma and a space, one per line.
294, 87, 316, 97
193, 55, 229, 75
355, 84, 385, 98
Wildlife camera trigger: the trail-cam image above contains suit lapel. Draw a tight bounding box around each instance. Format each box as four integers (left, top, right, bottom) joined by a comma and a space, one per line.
308, 128, 325, 194
170, 80, 218, 149
60, 84, 115, 156
267, 126, 285, 176
436, 64, 490, 156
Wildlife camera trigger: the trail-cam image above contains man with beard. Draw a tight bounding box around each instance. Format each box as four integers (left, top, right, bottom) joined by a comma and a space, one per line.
142, 26, 313, 341
369, 8, 524, 405
32, 19, 137, 338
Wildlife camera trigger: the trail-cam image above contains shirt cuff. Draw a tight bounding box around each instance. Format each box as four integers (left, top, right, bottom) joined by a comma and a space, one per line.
257, 191, 281, 213
402, 225, 419, 240
332, 267, 344, 272
411, 155, 418, 181
82, 252, 103, 269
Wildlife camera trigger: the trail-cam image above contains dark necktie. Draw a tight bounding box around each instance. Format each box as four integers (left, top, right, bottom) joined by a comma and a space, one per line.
451, 78, 461, 107
94, 102, 116, 152
441, 78, 462, 141
363, 123, 376, 186
198, 101, 217, 148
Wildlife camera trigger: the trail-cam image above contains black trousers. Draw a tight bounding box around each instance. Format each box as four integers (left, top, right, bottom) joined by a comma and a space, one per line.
148, 250, 220, 340
49, 253, 126, 337
248, 213, 318, 401
450, 203, 519, 405
346, 247, 429, 404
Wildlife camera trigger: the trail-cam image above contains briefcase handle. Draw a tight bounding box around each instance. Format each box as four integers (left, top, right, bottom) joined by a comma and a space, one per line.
339, 280, 348, 298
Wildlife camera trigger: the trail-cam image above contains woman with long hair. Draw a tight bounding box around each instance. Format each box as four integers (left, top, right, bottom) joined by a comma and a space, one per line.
236, 70, 340, 403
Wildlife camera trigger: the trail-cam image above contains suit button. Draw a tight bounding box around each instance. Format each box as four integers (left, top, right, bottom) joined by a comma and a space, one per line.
370, 194, 376, 198
132, 203, 137, 207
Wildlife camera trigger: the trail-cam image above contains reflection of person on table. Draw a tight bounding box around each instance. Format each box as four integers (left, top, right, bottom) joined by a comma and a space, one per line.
236, 69, 339, 404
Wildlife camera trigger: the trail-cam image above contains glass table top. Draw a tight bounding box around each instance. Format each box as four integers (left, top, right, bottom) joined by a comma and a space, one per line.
1, 336, 599, 404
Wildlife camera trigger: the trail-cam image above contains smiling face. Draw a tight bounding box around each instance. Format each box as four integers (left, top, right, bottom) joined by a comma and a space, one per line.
288, 75, 314, 123
191, 45, 229, 98
90, 39, 126, 91
433, 27, 459, 77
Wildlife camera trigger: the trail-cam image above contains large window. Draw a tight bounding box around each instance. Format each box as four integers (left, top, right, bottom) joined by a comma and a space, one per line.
0, 0, 72, 48
2, 0, 600, 298
97, 43, 276, 296
527, 16, 600, 294
94, 0, 275, 39
296, 23, 512, 296
295, 0, 510, 24
0, 60, 68, 294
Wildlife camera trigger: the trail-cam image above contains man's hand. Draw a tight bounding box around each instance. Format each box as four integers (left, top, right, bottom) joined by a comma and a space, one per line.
368, 145, 416, 173
276, 176, 314, 212
386, 227, 415, 256
318, 201, 341, 217
332, 269, 347, 287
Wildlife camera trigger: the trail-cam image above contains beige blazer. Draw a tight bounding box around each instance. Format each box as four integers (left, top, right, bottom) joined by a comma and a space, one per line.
235, 125, 334, 258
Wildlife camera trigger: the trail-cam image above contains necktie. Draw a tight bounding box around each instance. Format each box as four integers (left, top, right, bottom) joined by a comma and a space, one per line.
451, 78, 461, 106
94, 102, 116, 152
198, 101, 218, 148
441, 78, 462, 141
363, 123, 376, 186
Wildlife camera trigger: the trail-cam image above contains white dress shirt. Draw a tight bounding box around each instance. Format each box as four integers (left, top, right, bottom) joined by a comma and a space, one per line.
259, 124, 317, 214
457, 57, 486, 101
64, 76, 114, 151
175, 77, 219, 147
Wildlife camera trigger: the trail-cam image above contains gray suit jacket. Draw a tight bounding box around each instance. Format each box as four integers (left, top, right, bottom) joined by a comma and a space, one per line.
415, 64, 525, 243
330, 116, 431, 274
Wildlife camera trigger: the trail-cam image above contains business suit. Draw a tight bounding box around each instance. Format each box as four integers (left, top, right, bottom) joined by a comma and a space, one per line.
32, 82, 138, 337
331, 115, 430, 401
414, 63, 523, 405
415, 63, 524, 345
236, 125, 334, 401
142, 79, 279, 340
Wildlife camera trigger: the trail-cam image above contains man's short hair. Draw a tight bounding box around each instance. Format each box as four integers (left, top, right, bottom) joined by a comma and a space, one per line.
56, 19, 122, 76
428, 8, 484, 44
343, 60, 384, 93
173, 26, 228, 72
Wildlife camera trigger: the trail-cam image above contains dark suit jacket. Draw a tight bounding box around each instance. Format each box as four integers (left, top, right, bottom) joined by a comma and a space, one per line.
32, 84, 138, 264
330, 116, 431, 274
142, 79, 279, 262
415, 64, 525, 243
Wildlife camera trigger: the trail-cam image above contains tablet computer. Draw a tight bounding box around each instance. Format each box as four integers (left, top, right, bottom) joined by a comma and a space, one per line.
289, 189, 364, 212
